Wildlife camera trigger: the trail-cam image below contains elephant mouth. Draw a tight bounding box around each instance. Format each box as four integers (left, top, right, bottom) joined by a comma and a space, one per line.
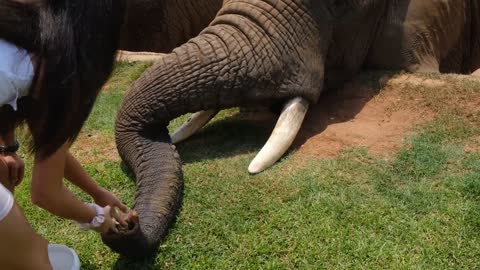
113, 216, 138, 234
102, 219, 138, 239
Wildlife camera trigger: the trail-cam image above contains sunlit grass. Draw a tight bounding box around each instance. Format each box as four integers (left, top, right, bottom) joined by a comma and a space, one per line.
14, 62, 480, 269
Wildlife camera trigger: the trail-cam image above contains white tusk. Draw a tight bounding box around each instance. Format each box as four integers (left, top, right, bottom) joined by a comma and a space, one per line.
248, 97, 309, 174
171, 110, 218, 144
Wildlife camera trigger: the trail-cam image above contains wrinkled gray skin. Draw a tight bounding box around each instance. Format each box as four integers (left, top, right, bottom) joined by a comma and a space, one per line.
105, 0, 480, 258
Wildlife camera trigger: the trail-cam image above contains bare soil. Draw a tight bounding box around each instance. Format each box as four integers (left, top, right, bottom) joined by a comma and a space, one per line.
116, 50, 165, 62
465, 136, 480, 154
291, 74, 435, 159
472, 69, 480, 77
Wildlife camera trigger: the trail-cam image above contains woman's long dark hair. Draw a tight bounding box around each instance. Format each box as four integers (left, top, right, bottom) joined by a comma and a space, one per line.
0, 0, 38, 50
0, 0, 126, 158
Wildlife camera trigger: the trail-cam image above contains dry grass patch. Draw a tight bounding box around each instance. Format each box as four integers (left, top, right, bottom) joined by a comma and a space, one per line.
465, 136, 480, 153
389, 73, 480, 117
71, 132, 119, 163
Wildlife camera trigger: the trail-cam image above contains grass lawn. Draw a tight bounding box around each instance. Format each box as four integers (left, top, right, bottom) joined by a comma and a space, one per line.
14, 61, 480, 269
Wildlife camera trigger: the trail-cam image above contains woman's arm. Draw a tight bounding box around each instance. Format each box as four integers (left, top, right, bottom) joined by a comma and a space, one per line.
31, 143, 96, 223
64, 153, 101, 198
0, 106, 24, 192
64, 152, 128, 217
0, 129, 24, 192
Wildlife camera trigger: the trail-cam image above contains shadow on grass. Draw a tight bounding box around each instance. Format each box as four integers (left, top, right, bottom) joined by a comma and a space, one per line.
176, 117, 275, 164
173, 71, 396, 164
120, 162, 134, 180
112, 255, 158, 270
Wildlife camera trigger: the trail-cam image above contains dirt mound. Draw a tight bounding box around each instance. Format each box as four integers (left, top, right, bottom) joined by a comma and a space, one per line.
292, 73, 435, 158
472, 69, 480, 77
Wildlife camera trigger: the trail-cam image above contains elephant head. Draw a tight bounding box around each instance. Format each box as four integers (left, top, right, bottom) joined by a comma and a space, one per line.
103, 0, 480, 257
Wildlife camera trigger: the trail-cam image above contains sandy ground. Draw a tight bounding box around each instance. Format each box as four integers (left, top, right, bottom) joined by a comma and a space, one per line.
116, 50, 165, 62
292, 75, 434, 158
472, 69, 480, 77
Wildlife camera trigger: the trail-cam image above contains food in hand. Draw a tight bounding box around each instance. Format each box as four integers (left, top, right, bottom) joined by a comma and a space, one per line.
113, 209, 138, 233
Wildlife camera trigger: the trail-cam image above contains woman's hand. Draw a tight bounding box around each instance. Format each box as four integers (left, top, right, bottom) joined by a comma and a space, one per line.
77, 204, 119, 234
93, 187, 129, 226
0, 153, 24, 190
91, 205, 117, 234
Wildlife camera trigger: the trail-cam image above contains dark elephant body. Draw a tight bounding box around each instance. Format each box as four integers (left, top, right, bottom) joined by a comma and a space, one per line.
120, 0, 223, 52
327, 0, 480, 87
367, 0, 480, 73
104, 0, 480, 257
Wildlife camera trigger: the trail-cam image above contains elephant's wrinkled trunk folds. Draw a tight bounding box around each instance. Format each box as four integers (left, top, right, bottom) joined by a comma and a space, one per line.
101, 123, 182, 257
104, 0, 327, 258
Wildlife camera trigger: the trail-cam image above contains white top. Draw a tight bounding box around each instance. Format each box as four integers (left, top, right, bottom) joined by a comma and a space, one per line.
48, 244, 81, 270
0, 38, 34, 110
0, 182, 13, 221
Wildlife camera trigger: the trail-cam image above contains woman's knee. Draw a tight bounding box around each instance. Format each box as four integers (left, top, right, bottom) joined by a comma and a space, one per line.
0, 194, 53, 269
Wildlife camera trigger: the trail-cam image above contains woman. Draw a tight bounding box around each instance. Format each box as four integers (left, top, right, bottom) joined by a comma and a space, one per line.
0, 0, 129, 268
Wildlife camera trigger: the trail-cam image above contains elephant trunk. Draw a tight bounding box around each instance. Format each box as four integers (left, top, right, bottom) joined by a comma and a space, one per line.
101, 37, 248, 257
104, 0, 328, 258
101, 125, 182, 257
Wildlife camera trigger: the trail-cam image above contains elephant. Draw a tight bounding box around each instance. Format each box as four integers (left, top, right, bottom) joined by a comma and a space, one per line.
119, 0, 223, 52
102, 0, 480, 258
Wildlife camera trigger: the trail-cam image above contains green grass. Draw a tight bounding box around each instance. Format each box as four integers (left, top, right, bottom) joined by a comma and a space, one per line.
84, 61, 154, 135
15, 63, 480, 269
